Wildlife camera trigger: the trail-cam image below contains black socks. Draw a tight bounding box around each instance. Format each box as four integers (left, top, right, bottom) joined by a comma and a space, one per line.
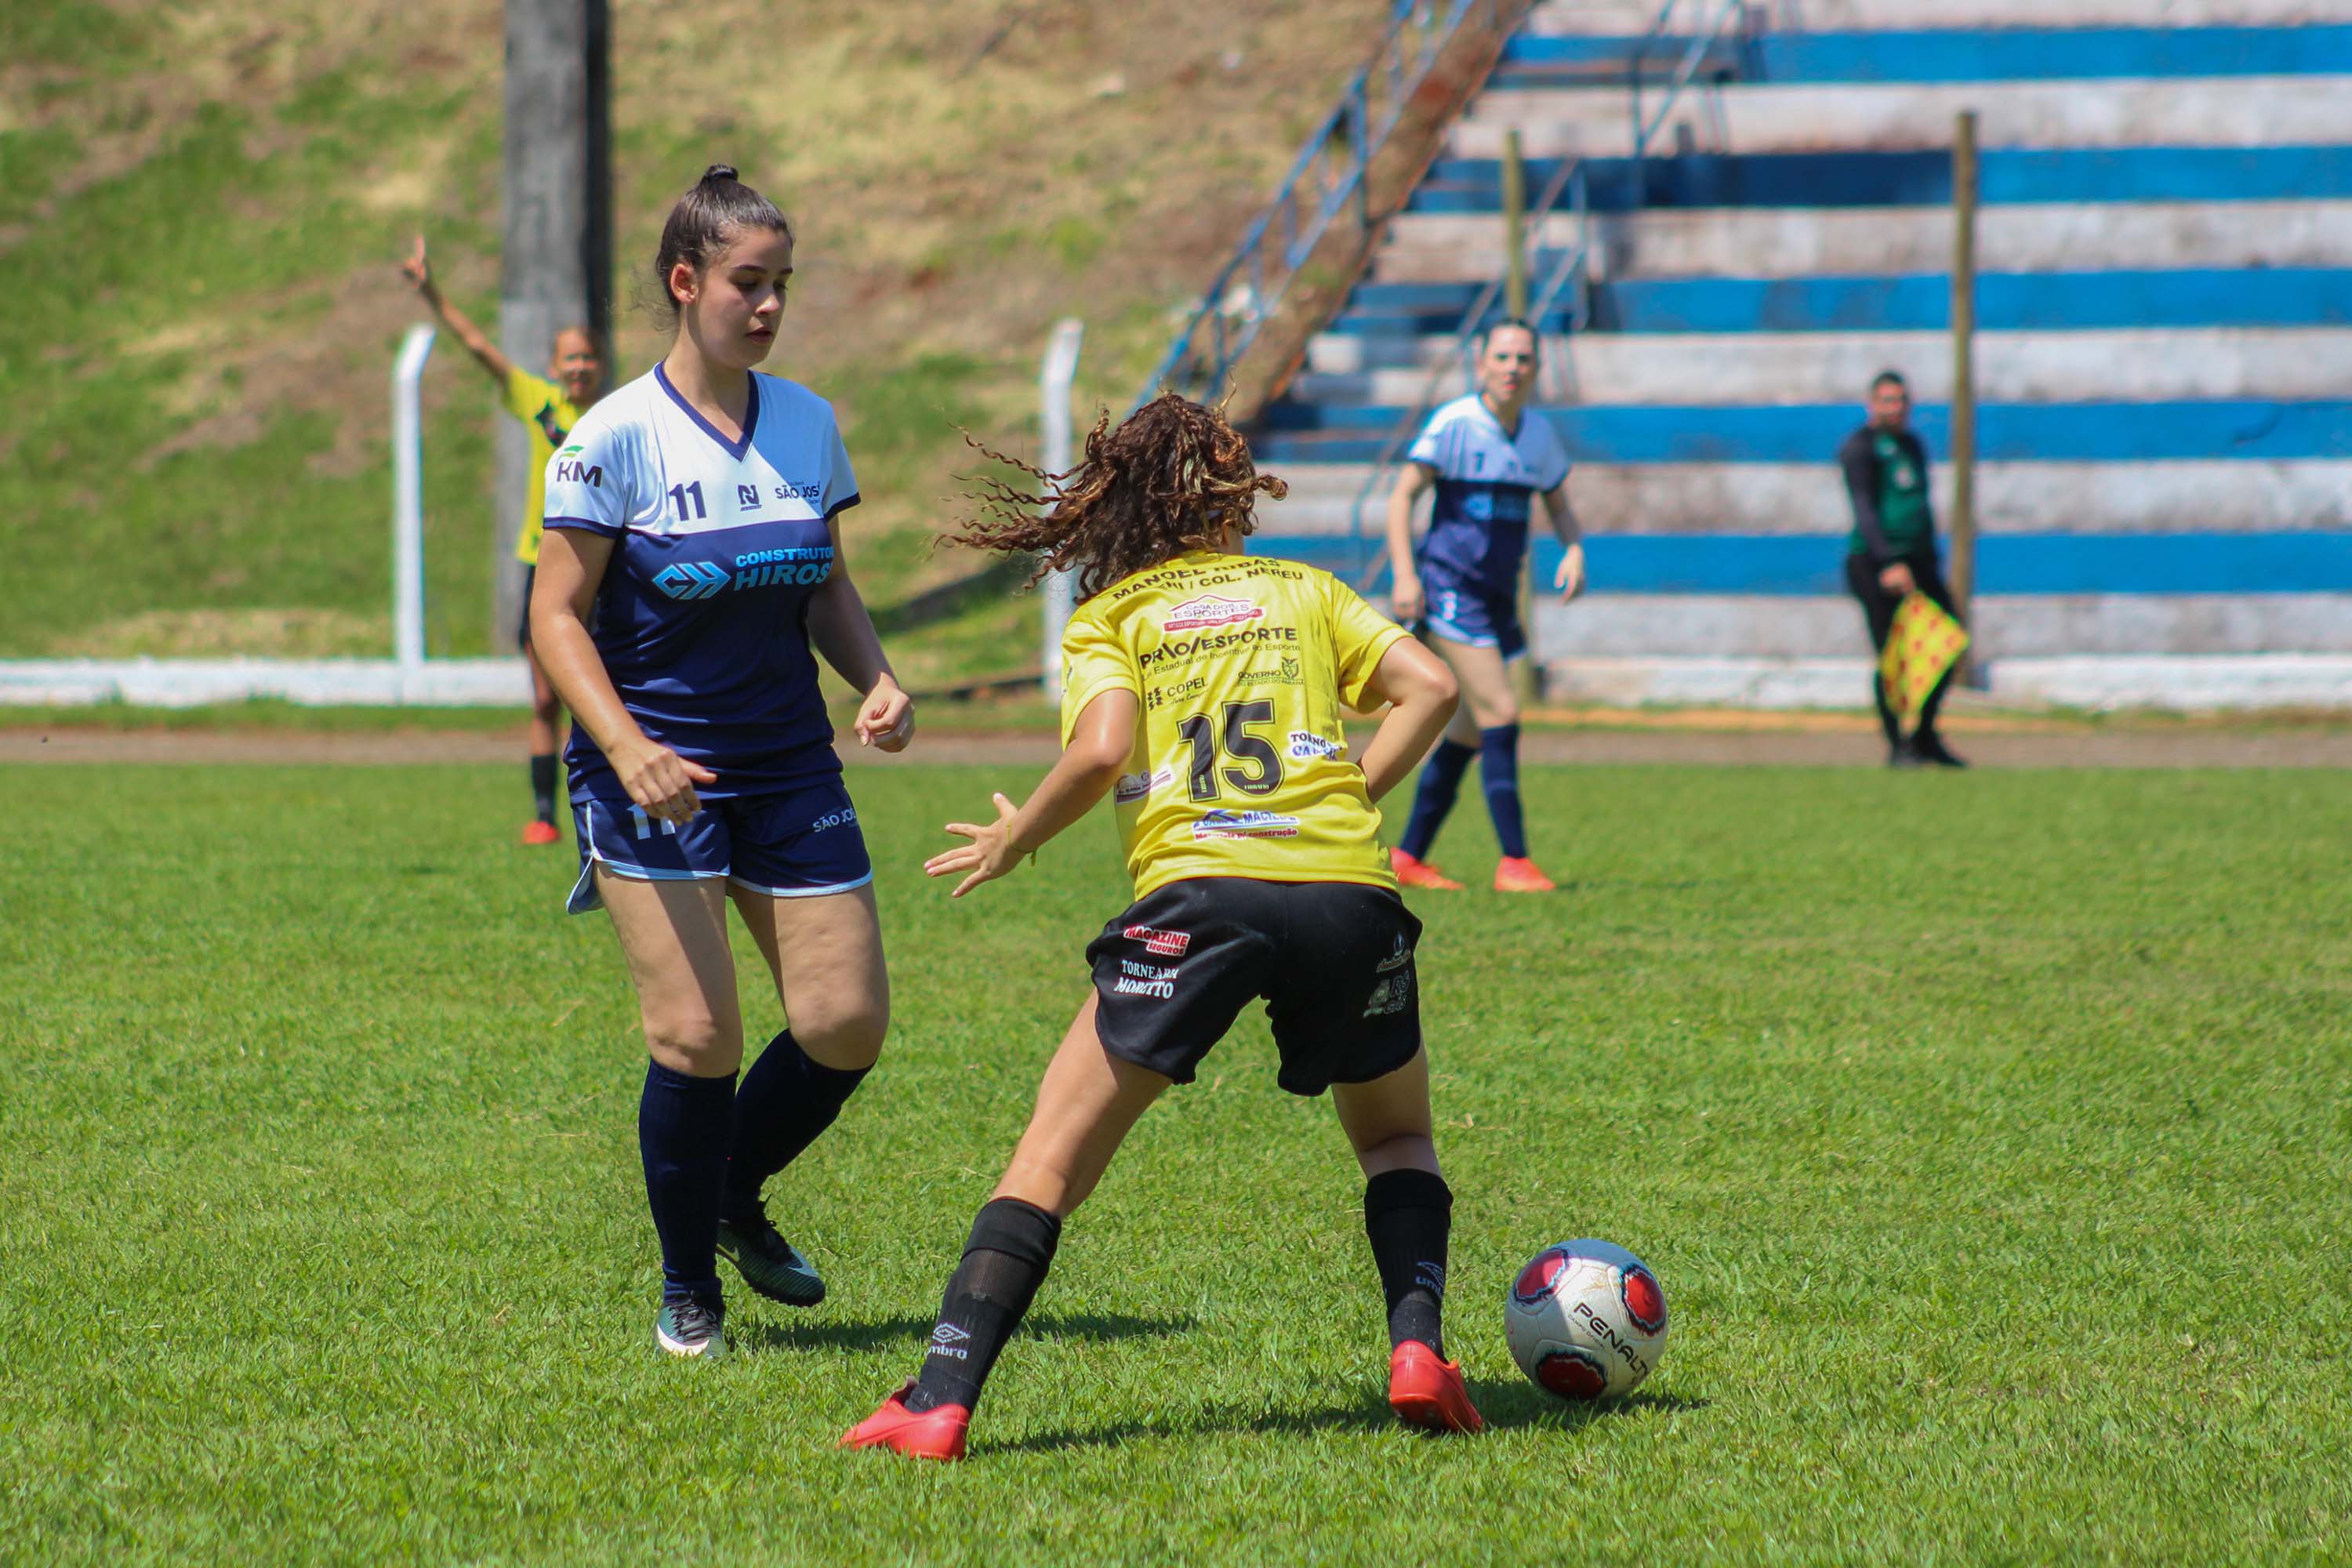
529, 753, 558, 824
722, 1030, 869, 1225
638, 1062, 737, 1306
1365, 1168, 1453, 1359
905, 1198, 1064, 1414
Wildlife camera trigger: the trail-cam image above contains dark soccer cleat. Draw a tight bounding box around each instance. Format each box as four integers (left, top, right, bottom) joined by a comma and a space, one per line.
1911, 732, 1969, 769
841, 1381, 970, 1462
1388, 1341, 1484, 1434
655, 1295, 730, 1360
716, 1207, 827, 1307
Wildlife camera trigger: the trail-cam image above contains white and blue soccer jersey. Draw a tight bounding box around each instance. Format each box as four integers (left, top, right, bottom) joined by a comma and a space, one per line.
543, 364, 858, 803
1405, 394, 1571, 592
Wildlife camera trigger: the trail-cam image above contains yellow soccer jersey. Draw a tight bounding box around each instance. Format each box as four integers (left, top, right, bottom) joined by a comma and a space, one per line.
1059, 550, 1412, 898
504, 368, 586, 566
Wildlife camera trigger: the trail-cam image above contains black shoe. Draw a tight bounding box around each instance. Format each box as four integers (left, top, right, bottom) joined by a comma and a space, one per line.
1911, 732, 1968, 769
655, 1294, 731, 1359
716, 1204, 828, 1306
1887, 739, 1924, 769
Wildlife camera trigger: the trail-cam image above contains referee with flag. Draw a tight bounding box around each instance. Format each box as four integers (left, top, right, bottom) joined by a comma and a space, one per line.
1840, 370, 1966, 769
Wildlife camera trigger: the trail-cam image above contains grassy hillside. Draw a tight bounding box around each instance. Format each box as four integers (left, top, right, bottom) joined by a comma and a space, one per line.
0, 0, 1390, 682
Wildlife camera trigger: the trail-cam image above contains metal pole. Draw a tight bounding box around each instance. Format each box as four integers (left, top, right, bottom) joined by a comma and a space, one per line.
391, 325, 437, 673
1949, 109, 1979, 673
1502, 128, 1529, 320
498, 0, 611, 648
1038, 318, 1087, 702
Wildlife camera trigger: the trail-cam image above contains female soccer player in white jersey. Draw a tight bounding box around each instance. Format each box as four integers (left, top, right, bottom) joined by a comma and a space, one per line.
532, 165, 913, 1359
401, 236, 606, 845
1383, 318, 1585, 894
843, 395, 1475, 1461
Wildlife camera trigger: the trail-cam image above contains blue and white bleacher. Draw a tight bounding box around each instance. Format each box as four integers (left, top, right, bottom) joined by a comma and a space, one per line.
1245, 0, 2352, 707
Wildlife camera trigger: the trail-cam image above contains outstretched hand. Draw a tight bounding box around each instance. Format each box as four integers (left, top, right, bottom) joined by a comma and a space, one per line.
924, 793, 1020, 898
400, 235, 433, 293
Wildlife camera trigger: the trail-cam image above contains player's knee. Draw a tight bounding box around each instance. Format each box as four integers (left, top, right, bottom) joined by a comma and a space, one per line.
793, 996, 888, 1070
642, 1010, 741, 1074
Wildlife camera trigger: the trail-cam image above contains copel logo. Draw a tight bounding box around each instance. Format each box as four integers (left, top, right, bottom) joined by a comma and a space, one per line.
1162, 594, 1263, 633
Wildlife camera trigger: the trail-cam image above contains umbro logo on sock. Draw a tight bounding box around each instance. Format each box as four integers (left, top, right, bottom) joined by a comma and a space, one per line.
927, 1322, 973, 1359
1417, 1263, 1447, 1297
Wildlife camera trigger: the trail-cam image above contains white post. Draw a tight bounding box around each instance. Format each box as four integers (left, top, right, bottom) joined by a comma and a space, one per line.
1038, 317, 1086, 702
391, 323, 436, 673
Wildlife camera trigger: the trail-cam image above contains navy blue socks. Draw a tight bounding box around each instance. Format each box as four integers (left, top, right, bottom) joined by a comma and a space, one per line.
1397, 738, 1477, 860
528, 753, 557, 824
1478, 724, 1528, 859
638, 1062, 738, 1306
722, 1030, 870, 1225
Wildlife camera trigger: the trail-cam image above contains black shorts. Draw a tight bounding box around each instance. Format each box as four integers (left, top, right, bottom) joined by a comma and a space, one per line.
1085, 877, 1424, 1098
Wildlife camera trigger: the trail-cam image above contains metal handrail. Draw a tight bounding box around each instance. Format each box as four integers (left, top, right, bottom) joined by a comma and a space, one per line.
1132, 0, 1525, 413
1344, 0, 1761, 587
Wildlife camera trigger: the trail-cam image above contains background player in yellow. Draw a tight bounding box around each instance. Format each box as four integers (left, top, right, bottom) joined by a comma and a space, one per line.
401, 235, 608, 842
844, 395, 1477, 1461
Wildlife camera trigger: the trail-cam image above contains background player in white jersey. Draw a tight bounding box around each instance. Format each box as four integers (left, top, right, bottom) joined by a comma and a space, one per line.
1382, 319, 1585, 894
532, 165, 913, 1359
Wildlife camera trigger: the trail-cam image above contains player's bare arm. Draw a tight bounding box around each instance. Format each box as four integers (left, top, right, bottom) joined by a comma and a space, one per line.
1542, 481, 1585, 601
804, 514, 913, 751
924, 688, 1138, 898
399, 235, 515, 384
530, 528, 714, 823
1385, 461, 1437, 621
1352, 640, 1461, 802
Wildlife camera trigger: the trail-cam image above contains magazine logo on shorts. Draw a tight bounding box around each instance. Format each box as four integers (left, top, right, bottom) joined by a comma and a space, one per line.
1114, 766, 1174, 804
1123, 924, 1191, 957
1192, 808, 1301, 841
1287, 731, 1342, 760
1162, 594, 1264, 634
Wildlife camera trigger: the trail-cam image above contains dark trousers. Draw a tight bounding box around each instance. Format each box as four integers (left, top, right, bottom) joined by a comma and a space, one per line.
1845, 550, 1959, 745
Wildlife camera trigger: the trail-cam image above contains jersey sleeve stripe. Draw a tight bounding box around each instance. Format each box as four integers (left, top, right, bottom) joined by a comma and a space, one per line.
544, 515, 624, 536
823, 492, 862, 522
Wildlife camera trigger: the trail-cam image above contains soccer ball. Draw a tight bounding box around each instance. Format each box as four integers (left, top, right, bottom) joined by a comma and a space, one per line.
1504, 1239, 1668, 1401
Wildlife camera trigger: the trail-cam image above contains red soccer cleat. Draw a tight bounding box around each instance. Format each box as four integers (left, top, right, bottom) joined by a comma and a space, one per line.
1388, 1341, 1485, 1435
1493, 855, 1556, 894
521, 820, 561, 846
841, 1382, 971, 1462
1392, 848, 1465, 891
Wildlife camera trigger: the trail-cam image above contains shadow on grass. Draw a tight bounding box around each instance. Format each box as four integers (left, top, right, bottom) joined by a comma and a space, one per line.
1465, 1378, 1710, 1430
736, 1309, 1195, 1356
986, 1381, 1707, 1456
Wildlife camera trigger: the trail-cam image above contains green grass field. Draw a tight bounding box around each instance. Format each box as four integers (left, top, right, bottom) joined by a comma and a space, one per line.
6, 762, 2350, 1563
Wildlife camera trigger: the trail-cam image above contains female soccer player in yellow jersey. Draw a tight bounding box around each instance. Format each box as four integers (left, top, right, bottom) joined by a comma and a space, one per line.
844, 395, 1477, 1462
401, 235, 605, 845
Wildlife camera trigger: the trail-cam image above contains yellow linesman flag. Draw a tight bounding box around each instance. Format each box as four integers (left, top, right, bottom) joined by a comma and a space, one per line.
1879, 592, 1969, 724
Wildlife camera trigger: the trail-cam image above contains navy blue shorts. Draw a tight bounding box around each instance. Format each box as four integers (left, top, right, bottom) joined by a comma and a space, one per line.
568, 774, 872, 915
1419, 570, 1525, 660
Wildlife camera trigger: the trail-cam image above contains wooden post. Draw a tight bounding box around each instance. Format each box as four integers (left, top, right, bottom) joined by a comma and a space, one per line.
1502, 128, 1529, 320
496, 0, 612, 648
1948, 108, 1980, 677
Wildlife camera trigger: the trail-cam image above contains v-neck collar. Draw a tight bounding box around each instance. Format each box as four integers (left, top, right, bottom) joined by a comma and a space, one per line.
1477, 394, 1524, 445
655, 362, 759, 460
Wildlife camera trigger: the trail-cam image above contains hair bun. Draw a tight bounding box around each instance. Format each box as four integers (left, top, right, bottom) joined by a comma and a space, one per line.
699, 163, 739, 186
